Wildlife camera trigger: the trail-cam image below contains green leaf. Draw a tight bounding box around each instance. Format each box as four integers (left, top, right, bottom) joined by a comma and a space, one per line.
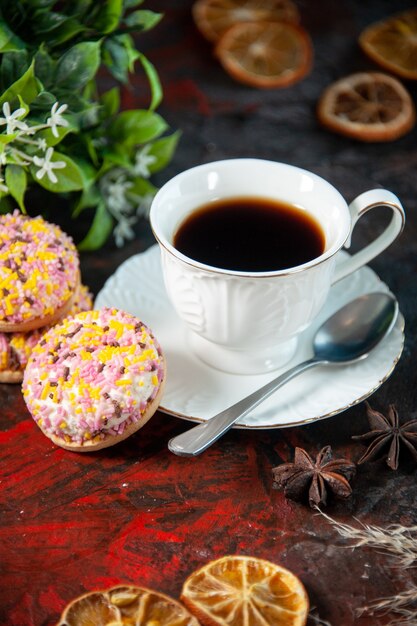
72, 183, 101, 217
0, 51, 30, 90
83, 134, 99, 167
34, 48, 55, 88
78, 200, 113, 250
30, 151, 84, 193
39, 123, 75, 147
0, 22, 25, 53
102, 36, 129, 83
0, 133, 18, 145
124, 10, 162, 31
31, 11, 85, 46
68, 0, 94, 15
17, 95, 29, 116
109, 110, 167, 146
82, 78, 97, 101
119, 34, 140, 72
55, 41, 101, 91
102, 34, 140, 83
94, 0, 124, 34
147, 131, 181, 174
0, 60, 41, 107
128, 176, 157, 198
97, 150, 131, 177
60, 92, 93, 114
136, 52, 162, 110
5, 165, 27, 212
47, 20, 86, 47
34, 11, 73, 33
29, 90, 57, 112
101, 87, 120, 117
78, 103, 101, 129
70, 156, 97, 188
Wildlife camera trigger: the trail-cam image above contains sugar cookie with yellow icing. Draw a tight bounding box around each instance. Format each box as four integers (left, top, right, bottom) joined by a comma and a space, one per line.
0, 284, 93, 384
22, 307, 166, 451
0, 211, 79, 332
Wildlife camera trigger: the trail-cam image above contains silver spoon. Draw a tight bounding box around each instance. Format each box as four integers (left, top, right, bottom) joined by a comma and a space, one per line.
168, 292, 398, 457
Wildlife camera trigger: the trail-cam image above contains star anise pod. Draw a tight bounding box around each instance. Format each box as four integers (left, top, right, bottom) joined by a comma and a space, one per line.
352, 402, 417, 470
272, 445, 356, 508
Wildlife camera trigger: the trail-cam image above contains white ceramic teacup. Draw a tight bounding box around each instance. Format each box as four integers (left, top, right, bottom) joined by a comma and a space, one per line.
150, 159, 404, 374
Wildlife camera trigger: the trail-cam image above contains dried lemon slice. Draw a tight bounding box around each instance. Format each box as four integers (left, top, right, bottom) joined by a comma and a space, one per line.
359, 9, 417, 81
56, 585, 200, 626
317, 72, 415, 142
181, 555, 309, 626
215, 21, 313, 89
192, 0, 300, 43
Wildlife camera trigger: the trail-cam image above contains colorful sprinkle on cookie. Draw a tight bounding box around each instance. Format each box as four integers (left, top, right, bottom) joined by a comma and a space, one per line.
0, 211, 79, 330
22, 308, 166, 451
0, 284, 93, 383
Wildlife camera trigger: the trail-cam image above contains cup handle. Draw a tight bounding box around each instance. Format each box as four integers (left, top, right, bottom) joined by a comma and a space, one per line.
331, 189, 405, 284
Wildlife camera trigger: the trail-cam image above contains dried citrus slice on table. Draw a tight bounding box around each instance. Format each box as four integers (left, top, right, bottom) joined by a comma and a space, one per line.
181, 555, 309, 626
56, 585, 200, 626
317, 72, 415, 141
215, 21, 313, 88
193, 0, 300, 43
359, 9, 417, 80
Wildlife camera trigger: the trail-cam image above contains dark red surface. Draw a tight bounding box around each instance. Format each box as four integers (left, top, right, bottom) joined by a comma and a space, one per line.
1, 2, 417, 625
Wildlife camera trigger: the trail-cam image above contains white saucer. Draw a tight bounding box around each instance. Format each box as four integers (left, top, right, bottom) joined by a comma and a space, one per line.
95, 245, 404, 429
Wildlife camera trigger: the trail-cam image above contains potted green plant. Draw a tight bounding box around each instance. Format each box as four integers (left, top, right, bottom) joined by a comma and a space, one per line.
0, 0, 179, 249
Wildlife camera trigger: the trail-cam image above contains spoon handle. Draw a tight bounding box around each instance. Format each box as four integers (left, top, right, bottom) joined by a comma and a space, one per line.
168, 357, 322, 457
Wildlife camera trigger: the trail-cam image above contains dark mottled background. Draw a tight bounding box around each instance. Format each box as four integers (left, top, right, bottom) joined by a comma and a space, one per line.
1, 2, 416, 625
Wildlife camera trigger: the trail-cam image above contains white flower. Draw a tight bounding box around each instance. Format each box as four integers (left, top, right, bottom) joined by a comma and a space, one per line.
37, 138, 47, 151
134, 145, 156, 178
0, 102, 28, 134
113, 216, 136, 247
108, 181, 133, 212
33, 147, 66, 183
47, 102, 69, 138
103, 173, 133, 215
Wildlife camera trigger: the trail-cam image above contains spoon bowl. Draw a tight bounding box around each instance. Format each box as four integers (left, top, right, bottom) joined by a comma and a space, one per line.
313, 292, 398, 363
168, 292, 399, 457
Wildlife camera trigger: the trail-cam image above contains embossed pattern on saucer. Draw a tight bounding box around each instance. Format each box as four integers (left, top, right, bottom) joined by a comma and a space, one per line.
95, 245, 404, 429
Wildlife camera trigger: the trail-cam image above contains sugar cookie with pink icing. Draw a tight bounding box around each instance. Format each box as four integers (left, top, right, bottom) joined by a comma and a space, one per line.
0, 284, 93, 384
0, 211, 79, 332
22, 307, 166, 451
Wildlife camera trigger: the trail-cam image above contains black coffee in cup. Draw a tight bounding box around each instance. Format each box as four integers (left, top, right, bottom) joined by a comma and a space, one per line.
173, 196, 325, 272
